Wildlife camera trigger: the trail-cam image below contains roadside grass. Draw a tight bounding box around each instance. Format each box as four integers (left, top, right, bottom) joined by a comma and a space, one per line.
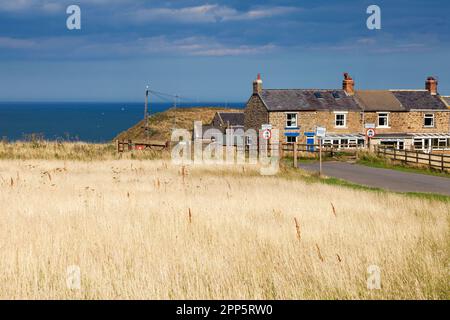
356, 151, 450, 178
280, 157, 450, 203
318, 175, 450, 203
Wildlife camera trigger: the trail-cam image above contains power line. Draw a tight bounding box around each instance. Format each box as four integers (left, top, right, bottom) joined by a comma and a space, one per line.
148, 89, 197, 104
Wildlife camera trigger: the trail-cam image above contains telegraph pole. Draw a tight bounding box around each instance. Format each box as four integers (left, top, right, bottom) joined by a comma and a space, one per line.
173, 94, 179, 129
319, 138, 322, 177
144, 85, 149, 140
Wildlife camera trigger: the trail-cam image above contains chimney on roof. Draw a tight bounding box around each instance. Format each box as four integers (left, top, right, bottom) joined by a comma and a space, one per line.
425, 76, 438, 95
342, 72, 355, 96
253, 73, 263, 94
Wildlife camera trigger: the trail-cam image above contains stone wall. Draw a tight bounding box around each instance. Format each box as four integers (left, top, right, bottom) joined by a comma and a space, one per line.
265, 110, 450, 144
244, 95, 269, 131
268, 111, 363, 144
363, 111, 450, 134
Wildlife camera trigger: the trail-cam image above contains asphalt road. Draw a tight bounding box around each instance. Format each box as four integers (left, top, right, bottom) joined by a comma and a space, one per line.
300, 161, 450, 195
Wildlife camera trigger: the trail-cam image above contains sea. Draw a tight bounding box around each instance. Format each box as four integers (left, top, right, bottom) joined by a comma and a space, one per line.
0, 102, 244, 143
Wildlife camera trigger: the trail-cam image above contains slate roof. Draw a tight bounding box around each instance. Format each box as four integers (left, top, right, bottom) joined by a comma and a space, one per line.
257, 89, 449, 112
390, 90, 448, 110
217, 112, 244, 126
441, 96, 450, 107
355, 90, 404, 111
259, 89, 361, 111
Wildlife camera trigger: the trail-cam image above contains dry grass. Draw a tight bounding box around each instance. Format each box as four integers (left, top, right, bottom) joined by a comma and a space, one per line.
0, 141, 169, 161
0, 156, 448, 299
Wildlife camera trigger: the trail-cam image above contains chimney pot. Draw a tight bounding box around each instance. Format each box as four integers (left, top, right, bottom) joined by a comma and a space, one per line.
342, 72, 355, 96
253, 73, 263, 94
425, 76, 438, 95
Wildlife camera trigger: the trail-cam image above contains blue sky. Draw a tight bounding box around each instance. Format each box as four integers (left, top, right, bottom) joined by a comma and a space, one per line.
0, 0, 449, 102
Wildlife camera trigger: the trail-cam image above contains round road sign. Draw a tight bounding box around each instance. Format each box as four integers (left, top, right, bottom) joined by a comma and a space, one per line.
366, 128, 376, 138
262, 129, 272, 140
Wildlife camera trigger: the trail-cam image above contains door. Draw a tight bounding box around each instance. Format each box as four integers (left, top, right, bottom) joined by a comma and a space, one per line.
306, 137, 315, 152
423, 138, 430, 151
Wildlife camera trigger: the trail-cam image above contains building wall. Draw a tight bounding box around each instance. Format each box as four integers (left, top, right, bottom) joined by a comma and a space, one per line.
244, 94, 269, 131
264, 110, 450, 144
268, 111, 363, 144
363, 111, 450, 133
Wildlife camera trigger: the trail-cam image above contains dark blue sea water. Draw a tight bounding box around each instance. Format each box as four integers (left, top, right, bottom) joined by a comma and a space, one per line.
0, 102, 244, 142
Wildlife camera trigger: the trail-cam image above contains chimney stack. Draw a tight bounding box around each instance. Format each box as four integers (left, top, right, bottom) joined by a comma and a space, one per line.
342, 72, 355, 96
425, 76, 438, 95
253, 73, 263, 94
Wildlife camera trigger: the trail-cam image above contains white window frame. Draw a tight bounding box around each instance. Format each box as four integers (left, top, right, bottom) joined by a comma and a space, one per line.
285, 113, 298, 128
286, 136, 297, 143
334, 111, 347, 128
423, 113, 435, 128
377, 112, 390, 128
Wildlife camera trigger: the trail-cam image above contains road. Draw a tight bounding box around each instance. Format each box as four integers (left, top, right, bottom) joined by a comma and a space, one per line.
300, 161, 450, 195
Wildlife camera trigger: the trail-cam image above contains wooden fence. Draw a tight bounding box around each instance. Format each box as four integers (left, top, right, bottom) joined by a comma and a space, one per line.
280, 143, 362, 157
376, 146, 450, 172
117, 139, 169, 152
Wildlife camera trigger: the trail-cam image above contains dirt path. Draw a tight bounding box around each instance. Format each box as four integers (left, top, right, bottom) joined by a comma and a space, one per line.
300, 161, 450, 195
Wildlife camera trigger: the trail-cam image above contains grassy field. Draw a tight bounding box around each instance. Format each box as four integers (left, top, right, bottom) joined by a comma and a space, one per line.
0, 142, 448, 299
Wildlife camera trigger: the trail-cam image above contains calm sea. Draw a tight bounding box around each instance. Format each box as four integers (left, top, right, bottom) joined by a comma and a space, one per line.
0, 102, 244, 142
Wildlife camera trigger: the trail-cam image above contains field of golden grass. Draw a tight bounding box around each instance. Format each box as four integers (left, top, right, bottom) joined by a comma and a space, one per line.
0, 149, 448, 299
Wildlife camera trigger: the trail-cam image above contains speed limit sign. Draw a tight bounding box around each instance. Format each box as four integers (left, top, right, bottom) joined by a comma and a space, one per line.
262, 129, 272, 140
366, 128, 376, 138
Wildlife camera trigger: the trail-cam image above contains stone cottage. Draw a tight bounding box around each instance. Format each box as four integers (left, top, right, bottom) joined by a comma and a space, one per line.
244, 73, 450, 151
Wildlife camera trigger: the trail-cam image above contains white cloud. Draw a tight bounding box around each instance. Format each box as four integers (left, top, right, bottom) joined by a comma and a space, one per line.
135, 36, 276, 56
0, 0, 63, 13
0, 34, 276, 58
0, 36, 36, 48
134, 4, 300, 23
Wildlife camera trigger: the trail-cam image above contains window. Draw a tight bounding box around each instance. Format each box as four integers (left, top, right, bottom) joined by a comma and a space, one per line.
358, 139, 365, 147
335, 113, 347, 127
340, 139, 349, 148
314, 92, 324, 99
286, 136, 297, 143
380, 141, 396, 149
432, 138, 439, 148
424, 114, 434, 127
348, 139, 357, 147
413, 139, 423, 150
377, 113, 389, 127
286, 113, 297, 128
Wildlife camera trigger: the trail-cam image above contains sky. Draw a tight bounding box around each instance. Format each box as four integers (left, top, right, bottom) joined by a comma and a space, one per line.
0, 0, 449, 102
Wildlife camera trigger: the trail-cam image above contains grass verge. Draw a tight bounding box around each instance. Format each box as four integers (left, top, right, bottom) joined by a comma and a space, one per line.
356, 152, 450, 178
280, 158, 450, 203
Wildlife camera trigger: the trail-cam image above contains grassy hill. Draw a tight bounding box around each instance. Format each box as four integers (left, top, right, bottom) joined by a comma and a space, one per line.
114, 107, 242, 142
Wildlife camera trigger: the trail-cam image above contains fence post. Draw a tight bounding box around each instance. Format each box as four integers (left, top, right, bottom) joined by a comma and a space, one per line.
441, 155, 444, 171
293, 143, 298, 168
429, 153, 431, 167
404, 150, 407, 164
393, 148, 396, 161
416, 151, 419, 163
